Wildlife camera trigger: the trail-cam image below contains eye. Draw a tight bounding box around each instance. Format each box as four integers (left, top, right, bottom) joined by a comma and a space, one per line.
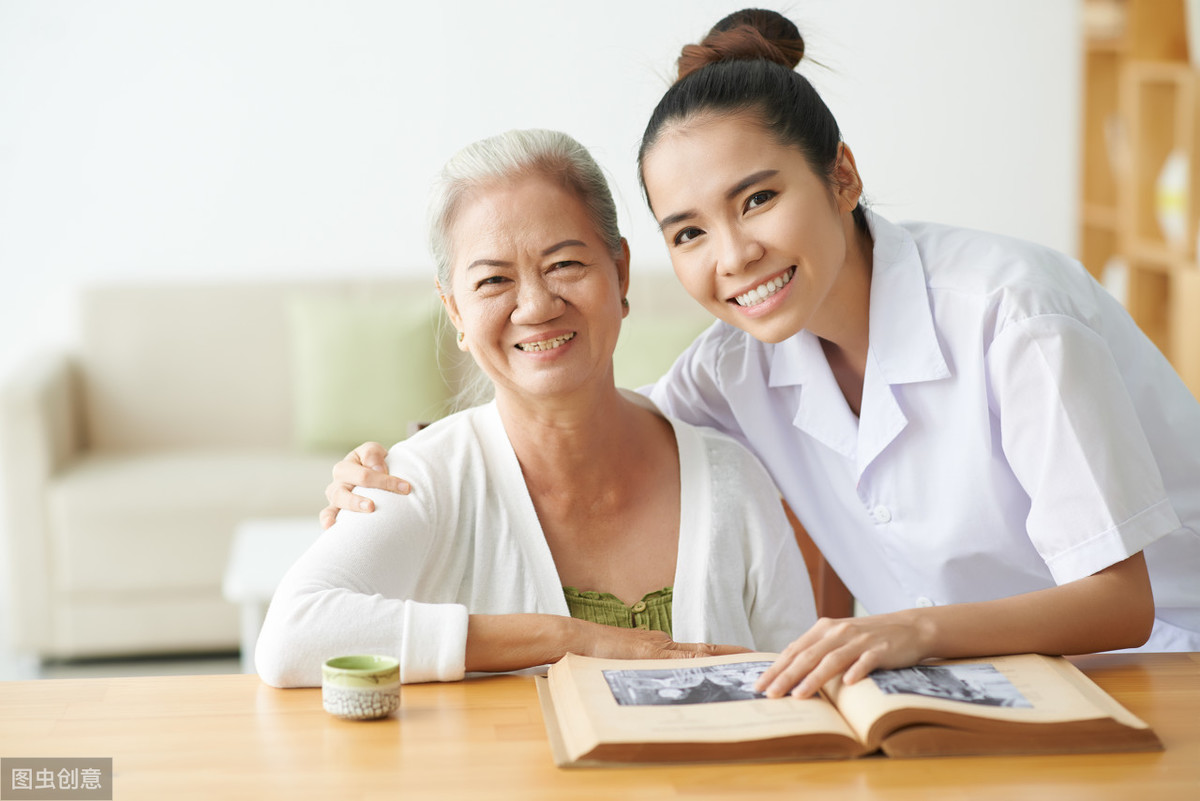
673, 227, 703, 246
475, 275, 508, 290
550, 260, 583, 271
745, 190, 776, 210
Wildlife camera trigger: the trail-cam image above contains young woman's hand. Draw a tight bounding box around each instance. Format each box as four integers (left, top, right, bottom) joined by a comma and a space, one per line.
319, 441, 409, 529
754, 553, 1155, 699
754, 612, 932, 699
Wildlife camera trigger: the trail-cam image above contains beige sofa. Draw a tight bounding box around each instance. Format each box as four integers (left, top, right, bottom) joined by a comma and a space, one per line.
0, 274, 713, 660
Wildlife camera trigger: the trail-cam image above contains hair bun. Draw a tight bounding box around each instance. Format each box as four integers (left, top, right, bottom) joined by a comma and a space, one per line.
676, 8, 805, 82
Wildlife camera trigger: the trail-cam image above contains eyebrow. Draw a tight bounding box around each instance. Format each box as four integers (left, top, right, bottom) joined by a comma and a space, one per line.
465, 240, 587, 272
542, 239, 586, 256
465, 258, 509, 272
656, 169, 780, 231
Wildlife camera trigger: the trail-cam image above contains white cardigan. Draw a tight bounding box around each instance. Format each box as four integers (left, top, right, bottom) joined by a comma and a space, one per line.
255, 398, 816, 687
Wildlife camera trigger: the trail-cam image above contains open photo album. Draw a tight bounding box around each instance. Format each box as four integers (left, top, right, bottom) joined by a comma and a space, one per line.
535, 651, 1162, 766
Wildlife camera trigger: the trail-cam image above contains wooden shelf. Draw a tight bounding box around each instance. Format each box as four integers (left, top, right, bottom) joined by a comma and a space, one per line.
1079, 0, 1200, 399
1121, 62, 1199, 259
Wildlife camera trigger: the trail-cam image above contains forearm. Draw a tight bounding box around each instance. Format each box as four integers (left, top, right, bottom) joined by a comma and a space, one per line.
914, 552, 1155, 658
758, 552, 1156, 699
464, 613, 748, 673
464, 614, 576, 673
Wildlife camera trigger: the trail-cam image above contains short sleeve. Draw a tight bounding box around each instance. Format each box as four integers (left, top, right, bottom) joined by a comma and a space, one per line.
985, 314, 1182, 584
643, 324, 746, 444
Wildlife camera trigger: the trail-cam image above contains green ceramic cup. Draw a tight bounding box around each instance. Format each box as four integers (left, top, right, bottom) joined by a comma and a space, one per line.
321, 655, 401, 720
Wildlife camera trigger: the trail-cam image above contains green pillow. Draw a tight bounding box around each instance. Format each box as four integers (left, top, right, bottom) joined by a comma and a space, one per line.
289, 293, 452, 452
612, 313, 712, 391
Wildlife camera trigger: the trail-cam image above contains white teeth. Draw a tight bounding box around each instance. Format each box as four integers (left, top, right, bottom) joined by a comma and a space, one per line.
515, 332, 576, 352
735, 267, 796, 307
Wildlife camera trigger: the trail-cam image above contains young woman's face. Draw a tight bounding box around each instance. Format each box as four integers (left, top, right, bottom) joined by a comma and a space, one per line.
442, 172, 629, 403
641, 113, 861, 344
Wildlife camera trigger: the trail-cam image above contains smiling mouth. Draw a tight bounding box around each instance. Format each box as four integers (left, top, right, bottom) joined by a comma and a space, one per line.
515, 332, 576, 352
731, 266, 796, 307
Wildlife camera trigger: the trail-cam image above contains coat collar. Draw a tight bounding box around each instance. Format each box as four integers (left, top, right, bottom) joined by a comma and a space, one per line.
768, 211, 949, 389
766, 211, 950, 470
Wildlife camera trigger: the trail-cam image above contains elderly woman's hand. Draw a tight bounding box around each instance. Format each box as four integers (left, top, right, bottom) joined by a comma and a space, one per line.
319, 441, 411, 529
578, 620, 751, 661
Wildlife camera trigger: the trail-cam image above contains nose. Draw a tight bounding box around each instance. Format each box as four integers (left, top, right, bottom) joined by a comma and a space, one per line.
510, 274, 565, 325
716, 224, 765, 277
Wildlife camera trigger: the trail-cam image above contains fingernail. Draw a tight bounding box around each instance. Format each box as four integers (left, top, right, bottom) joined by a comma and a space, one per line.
396, 481, 410, 494
370, 464, 386, 473
358, 499, 371, 511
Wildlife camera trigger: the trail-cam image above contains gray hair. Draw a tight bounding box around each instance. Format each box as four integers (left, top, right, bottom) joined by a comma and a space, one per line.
427, 128, 623, 293
427, 129, 624, 411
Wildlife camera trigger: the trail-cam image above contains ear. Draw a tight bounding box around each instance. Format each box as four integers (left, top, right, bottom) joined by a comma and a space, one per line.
436, 280, 468, 350
832, 143, 864, 213
616, 238, 631, 317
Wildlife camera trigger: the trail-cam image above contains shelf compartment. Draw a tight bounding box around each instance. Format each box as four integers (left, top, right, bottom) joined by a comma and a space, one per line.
1120, 62, 1199, 260
1125, 261, 1173, 354
1169, 267, 1200, 399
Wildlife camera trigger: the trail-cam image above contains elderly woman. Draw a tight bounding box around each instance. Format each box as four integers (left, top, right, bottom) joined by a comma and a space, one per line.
254, 129, 815, 687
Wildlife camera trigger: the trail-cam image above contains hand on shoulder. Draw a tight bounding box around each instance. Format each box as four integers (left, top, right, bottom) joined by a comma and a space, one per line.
320, 441, 410, 529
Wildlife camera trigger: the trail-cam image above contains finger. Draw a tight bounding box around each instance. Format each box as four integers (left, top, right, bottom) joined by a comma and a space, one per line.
672, 641, 749, 658
755, 636, 820, 692
761, 650, 824, 698
355, 443, 409, 493
319, 505, 337, 530
355, 442, 389, 473
330, 462, 407, 494
790, 643, 865, 699
331, 486, 375, 514
332, 461, 398, 491
841, 649, 884, 686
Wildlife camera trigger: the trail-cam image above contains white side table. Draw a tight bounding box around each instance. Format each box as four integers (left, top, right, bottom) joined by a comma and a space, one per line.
222, 517, 323, 673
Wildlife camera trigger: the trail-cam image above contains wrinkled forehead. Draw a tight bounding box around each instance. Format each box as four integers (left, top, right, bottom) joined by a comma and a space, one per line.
445, 174, 601, 275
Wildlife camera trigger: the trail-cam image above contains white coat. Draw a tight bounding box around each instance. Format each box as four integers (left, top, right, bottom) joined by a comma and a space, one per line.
647, 211, 1200, 652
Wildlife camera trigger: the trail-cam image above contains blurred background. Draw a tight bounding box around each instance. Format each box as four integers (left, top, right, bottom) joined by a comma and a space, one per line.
0, 0, 1081, 382
5, 0, 1188, 677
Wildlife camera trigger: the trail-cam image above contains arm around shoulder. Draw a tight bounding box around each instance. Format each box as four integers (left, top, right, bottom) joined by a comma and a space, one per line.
256, 462, 470, 688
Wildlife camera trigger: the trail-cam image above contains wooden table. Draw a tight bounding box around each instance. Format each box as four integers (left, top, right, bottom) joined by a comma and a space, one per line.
1, 653, 1197, 800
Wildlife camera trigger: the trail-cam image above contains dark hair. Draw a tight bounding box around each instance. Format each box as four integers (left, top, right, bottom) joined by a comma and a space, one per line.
638, 8, 867, 231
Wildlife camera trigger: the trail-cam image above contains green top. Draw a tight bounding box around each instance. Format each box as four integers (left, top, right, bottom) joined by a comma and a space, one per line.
563, 586, 673, 637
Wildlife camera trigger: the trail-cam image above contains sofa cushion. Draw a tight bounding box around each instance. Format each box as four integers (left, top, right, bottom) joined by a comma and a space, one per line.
289, 293, 451, 453
77, 280, 447, 451
46, 450, 339, 594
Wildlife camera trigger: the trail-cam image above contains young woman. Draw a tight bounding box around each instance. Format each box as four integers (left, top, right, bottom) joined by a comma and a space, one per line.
323, 10, 1200, 697
254, 128, 816, 688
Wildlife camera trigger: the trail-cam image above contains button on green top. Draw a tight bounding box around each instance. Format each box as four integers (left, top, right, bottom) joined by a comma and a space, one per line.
563, 586, 673, 637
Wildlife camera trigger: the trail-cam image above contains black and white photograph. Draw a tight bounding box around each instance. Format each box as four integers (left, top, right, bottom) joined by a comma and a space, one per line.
869, 664, 1032, 708
603, 662, 774, 706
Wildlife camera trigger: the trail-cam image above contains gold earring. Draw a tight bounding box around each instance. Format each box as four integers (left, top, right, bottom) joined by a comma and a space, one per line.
457, 330, 465, 344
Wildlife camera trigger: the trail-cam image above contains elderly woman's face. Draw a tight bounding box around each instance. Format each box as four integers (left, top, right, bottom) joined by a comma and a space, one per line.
442, 172, 629, 403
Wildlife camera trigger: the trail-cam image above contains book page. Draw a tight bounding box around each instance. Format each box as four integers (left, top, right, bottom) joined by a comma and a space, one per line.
548, 652, 859, 755
826, 653, 1149, 747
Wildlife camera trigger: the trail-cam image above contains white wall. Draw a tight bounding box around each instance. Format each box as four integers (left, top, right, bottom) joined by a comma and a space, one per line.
0, 0, 1080, 383
0, 3, 1084, 642
0, 1, 1079, 651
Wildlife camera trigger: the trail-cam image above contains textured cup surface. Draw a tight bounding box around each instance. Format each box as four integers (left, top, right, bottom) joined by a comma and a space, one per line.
322, 655, 400, 720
